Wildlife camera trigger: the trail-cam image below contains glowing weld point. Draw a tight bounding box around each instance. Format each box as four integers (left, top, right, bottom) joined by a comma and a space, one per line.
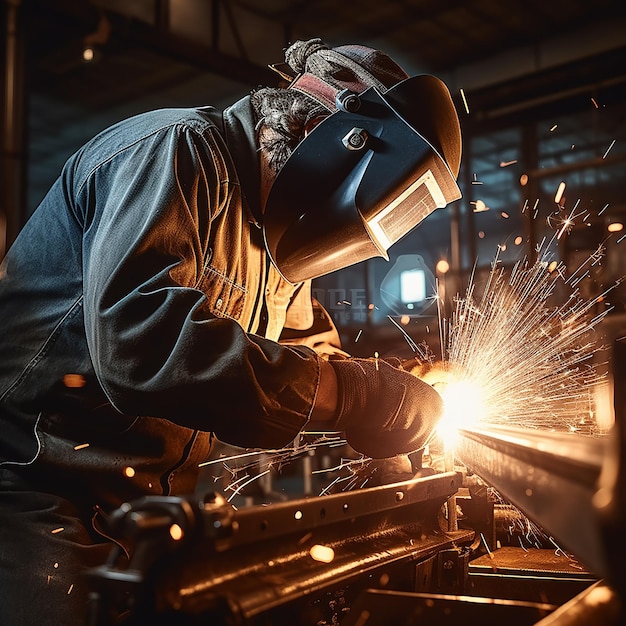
310, 544, 335, 563
51, 527, 64, 534
437, 380, 486, 448
124, 466, 136, 478
73, 443, 89, 451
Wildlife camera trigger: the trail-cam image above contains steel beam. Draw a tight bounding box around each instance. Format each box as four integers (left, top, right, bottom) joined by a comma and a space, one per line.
455, 424, 607, 579
87, 471, 473, 624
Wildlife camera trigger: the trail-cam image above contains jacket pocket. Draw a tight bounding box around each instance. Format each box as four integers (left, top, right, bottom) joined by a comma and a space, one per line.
197, 265, 246, 321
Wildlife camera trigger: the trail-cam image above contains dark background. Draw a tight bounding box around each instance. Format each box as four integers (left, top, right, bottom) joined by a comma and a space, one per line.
2, 0, 625, 357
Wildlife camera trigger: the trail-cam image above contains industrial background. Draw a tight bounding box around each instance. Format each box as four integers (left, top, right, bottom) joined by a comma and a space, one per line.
2, 0, 626, 356
2, 2, 626, 624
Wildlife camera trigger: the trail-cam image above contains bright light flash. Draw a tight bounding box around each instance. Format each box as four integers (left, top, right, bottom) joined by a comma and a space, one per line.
436, 379, 486, 448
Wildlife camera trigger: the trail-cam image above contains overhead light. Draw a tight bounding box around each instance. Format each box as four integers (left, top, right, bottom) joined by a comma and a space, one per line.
82, 46, 96, 62
400, 268, 426, 304
436, 259, 450, 274
82, 13, 111, 64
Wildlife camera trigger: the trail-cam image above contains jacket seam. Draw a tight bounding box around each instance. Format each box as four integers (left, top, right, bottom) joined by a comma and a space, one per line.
201, 265, 248, 293
0, 412, 44, 467
76, 118, 216, 196
0, 296, 84, 405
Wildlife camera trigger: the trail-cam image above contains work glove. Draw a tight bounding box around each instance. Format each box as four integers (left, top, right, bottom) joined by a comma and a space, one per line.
328, 357, 444, 459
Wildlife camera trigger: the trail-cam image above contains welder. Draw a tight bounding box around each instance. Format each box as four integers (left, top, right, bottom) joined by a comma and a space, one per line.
0, 38, 461, 625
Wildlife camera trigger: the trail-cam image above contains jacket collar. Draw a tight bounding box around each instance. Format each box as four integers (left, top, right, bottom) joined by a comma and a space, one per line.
221, 96, 263, 225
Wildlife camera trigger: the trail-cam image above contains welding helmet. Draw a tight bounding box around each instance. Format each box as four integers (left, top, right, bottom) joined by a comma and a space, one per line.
263, 40, 462, 284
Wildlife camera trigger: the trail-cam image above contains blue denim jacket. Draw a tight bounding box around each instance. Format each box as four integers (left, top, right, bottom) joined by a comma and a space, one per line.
0, 96, 332, 510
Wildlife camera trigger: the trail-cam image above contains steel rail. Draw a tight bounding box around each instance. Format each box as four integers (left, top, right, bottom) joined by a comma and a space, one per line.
455, 424, 608, 579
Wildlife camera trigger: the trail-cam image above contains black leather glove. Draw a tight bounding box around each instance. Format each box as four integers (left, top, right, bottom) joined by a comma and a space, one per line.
329, 357, 444, 459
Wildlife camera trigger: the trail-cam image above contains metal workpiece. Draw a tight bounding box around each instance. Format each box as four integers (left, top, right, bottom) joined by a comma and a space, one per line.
534, 581, 622, 626
87, 470, 472, 625
454, 425, 608, 580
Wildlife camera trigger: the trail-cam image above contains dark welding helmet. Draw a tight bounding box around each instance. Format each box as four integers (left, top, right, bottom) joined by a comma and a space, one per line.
263, 41, 461, 284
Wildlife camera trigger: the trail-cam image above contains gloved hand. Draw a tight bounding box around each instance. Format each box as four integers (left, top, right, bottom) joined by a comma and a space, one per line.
328, 357, 444, 459
400, 357, 452, 390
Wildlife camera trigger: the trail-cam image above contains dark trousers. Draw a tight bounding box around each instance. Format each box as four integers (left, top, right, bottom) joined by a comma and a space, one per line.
0, 474, 113, 626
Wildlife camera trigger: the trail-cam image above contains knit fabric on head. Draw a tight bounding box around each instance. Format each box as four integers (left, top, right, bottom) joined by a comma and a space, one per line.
252, 38, 409, 171
284, 38, 409, 111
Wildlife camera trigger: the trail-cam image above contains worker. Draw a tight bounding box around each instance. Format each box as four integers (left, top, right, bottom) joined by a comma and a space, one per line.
0, 38, 461, 625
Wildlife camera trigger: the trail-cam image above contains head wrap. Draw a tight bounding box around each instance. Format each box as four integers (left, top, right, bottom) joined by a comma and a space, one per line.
274, 38, 409, 111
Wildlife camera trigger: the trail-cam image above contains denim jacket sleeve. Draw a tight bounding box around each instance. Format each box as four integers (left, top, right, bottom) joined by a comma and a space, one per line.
74, 110, 320, 449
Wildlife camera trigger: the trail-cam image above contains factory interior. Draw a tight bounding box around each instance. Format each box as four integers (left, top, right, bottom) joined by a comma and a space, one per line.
2, 1, 626, 624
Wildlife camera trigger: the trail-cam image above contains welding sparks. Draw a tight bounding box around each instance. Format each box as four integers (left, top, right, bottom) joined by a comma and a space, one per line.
547, 201, 586, 241
201, 434, 359, 502
309, 544, 335, 563
225, 469, 271, 502
554, 182, 566, 205
459, 88, 470, 114
549, 536, 566, 557
602, 139, 616, 159
200, 200, 619, 509
386, 314, 431, 358
437, 238, 615, 443
480, 532, 494, 560
472, 200, 489, 213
